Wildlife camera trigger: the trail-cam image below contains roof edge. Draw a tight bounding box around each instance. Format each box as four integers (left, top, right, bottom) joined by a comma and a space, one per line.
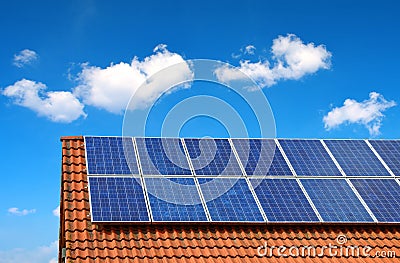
60, 136, 83, 141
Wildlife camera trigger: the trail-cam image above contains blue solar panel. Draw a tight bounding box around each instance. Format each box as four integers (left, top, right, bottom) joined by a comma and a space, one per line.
232, 139, 292, 176
198, 178, 264, 221
136, 138, 192, 175
351, 179, 400, 222
185, 138, 242, 176
279, 139, 341, 176
250, 179, 319, 222
324, 140, 390, 176
88, 176, 149, 222
85, 137, 139, 175
301, 179, 373, 222
145, 177, 207, 221
369, 140, 400, 176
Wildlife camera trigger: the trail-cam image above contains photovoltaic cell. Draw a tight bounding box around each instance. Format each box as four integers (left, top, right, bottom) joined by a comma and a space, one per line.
351, 179, 400, 222
279, 139, 341, 176
85, 137, 139, 175
185, 138, 242, 176
88, 176, 149, 222
145, 177, 207, 221
136, 138, 192, 175
250, 179, 319, 222
324, 140, 390, 176
198, 178, 264, 221
232, 139, 292, 176
301, 179, 373, 222
369, 140, 400, 176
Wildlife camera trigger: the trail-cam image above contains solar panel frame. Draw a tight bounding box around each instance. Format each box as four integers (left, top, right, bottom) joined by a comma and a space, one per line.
184, 138, 244, 176
198, 178, 265, 222
232, 139, 293, 176
300, 179, 374, 222
324, 139, 391, 176
144, 177, 208, 222
278, 139, 342, 176
84, 136, 140, 175
351, 179, 400, 222
88, 176, 150, 222
250, 178, 320, 222
369, 140, 400, 176
135, 137, 192, 176
85, 137, 400, 224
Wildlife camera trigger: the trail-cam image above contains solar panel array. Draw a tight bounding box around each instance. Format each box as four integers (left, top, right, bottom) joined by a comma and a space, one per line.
85, 137, 400, 223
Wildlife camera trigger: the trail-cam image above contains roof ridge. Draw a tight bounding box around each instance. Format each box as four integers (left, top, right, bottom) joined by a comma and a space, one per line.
60, 136, 84, 141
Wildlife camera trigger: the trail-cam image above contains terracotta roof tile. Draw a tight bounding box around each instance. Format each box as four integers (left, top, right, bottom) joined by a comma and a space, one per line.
58, 137, 400, 263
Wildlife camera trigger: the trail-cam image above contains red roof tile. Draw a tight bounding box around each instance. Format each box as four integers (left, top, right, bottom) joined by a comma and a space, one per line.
59, 136, 400, 262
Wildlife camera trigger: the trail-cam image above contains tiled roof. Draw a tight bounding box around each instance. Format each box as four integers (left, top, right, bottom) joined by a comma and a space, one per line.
59, 136, 400, 262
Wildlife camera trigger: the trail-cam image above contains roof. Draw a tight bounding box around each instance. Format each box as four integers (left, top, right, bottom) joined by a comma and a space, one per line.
59, 136, 400, 262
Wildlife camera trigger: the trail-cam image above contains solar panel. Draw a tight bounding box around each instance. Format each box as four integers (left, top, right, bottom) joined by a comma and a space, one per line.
145, 177, 208, 221
300, 179, 373, 222
135, 138, 192, 175
232, 139, 293, 176
279, 139, 341, 176
369, 140, 400, 176
351, 179, 400, 222
85, 137, 139, 175
198, 178, 264, 221
88, 176, 149, 222
184, 138, 243, 176
324, 140, 390, 176
85, 137, 400, 224
250, 179, 318, 221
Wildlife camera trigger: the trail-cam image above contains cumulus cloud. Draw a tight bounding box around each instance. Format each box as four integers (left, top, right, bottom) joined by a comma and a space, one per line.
323, 92, 396, 136
74, 44, 193, 113
13, 49, 38, 68
7, 207, 36, 216
52, 206, 60, 217
216, 34, 331, 88
3, 79, 86, 123
0, 240, 57, 263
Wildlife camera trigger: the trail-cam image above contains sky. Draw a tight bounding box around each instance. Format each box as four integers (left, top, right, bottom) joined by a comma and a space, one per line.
0, 0, 399, 262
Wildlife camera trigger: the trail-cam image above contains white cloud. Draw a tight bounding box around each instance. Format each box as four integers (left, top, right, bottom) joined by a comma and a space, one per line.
7, 207, 36, 216
323, 92, 396, 136
52, 206, 60, 217
215, 60, 275, 88
74, 44, 193, 113
216, 34, 331, 88
3, 79, 86, 123
244, 45, 256, 55
13, 49, 38, 68
231, 45, 256, 59
0, 240, 57, 263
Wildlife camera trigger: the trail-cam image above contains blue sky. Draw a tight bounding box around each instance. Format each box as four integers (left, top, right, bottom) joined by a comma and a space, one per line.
0, 0, 399, 262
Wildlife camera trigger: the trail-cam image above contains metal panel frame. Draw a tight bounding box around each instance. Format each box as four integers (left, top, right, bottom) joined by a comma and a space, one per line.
84, 136, 400, 223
